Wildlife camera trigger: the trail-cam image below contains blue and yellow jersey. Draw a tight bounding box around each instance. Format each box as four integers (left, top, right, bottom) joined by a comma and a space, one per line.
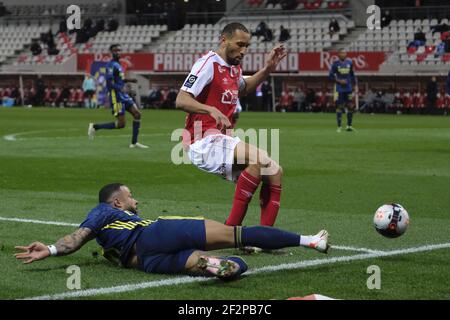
105, 60, 127, 101
79, 203, 153, 267
329, 58, 357, 93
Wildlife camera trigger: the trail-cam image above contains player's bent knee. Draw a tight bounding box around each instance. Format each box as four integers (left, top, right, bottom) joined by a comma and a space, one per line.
277, 165, 284, 176
245, 164, 262, 178
257, 150, 271, 167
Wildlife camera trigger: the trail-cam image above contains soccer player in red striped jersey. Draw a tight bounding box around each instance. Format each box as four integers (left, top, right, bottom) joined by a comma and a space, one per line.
176, 22, 287, 229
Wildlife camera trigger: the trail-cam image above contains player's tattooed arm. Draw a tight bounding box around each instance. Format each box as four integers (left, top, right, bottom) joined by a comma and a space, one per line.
54, 228, 95, 256
15, 228, 95, 264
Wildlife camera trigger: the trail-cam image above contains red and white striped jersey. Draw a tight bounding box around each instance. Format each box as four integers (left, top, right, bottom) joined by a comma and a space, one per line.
180, 51, 246, 145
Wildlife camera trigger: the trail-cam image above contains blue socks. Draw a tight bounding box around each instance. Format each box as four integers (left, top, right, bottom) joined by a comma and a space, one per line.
347, 112, 353, 126
236, 226, 300, 250
336, 111, 343, 127
132, 120, 140, 145
93, 122, 116, 130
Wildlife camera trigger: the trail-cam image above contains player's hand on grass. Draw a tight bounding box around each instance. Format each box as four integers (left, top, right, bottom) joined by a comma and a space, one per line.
14, 242, 50, 264
266, 44, 287, 73
208, 106, 231, 130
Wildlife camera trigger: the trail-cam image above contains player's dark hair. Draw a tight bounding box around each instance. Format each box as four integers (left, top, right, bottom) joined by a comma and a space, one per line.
109, 44, 121, 52
221, 23, 250, 38
99, 183, 124, 203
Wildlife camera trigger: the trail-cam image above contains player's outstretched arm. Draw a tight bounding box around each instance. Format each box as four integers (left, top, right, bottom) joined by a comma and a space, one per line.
240, 44, 287, 97
14, 228, 94, 264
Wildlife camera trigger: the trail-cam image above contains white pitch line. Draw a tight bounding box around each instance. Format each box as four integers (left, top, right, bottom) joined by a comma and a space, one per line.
0, 216, 78, 227
332, 245, 383, 254
3, 131, 165, 141
3, 129, 79, 141
23, 242, 450, 300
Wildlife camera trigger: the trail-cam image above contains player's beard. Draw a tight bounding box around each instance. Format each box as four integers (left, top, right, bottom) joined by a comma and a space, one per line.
228, 56, 242, 66
127, 205, 138, 214
226, 47, 243, 65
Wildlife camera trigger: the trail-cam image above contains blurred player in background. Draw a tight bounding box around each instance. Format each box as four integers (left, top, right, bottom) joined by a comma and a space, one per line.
176, 23, 287, 228
88, 44, 148, 149
83, 74, 96, 109
329, 48, 358, 132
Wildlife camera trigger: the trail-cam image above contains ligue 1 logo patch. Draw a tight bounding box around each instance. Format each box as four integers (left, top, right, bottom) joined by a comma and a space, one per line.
184, 74, 198, 88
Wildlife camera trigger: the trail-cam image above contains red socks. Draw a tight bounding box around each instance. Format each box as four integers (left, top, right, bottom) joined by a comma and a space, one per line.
226, 171, 260, 226
226, 171, 282, 227
259, 183, 282, 226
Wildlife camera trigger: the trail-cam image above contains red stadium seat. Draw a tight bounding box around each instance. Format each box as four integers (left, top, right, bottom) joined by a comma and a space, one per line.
425, 46, 435, 54
441, 31, 450, 41
336, 1, 346, 8
17, 54, 28, 63
55, 55, 64, 64
407, 46, 417, 55
416, 53, 427, 62
36, 55, 45, 64
442, 54, 450, 62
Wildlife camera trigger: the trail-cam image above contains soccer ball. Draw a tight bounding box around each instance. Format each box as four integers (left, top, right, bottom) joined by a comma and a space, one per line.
373, 204, 410, 238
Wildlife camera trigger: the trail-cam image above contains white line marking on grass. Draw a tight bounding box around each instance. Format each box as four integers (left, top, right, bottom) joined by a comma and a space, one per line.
3, 131, 165, 141
23, 243, 450, 300
332, 245, 383, 254
3, 129, 79, 141
0, 216, 78, 227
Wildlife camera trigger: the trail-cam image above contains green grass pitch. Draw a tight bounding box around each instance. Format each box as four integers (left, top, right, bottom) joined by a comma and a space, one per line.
0, 107, 449, 300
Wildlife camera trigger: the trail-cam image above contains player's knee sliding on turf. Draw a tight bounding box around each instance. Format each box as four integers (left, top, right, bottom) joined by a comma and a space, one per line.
14, 184, 330, 281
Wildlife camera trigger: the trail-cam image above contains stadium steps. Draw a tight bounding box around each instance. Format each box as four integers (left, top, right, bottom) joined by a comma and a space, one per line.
331, 26, 366, 51
146, 30, 178, 52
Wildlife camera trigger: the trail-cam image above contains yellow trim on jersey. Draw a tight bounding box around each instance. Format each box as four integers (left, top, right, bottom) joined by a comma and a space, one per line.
157, 216, 205, 220
101, 219, 154, 231
111, 90, 122, 117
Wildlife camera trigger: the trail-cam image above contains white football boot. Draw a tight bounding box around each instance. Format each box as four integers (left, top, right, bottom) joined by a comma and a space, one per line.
88, 123, 96, 140
308, 230, 330, 254
129, 142, 149, 149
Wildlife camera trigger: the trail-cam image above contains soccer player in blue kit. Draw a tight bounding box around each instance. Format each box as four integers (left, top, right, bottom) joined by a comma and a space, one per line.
15, 184, 330, 280
329, 49, 358, 132
88, 44, 148, 148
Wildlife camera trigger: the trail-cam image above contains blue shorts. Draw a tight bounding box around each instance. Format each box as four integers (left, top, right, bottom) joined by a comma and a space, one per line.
109, 91, 134, 117
135, 217, 206, 274
334, 91, 353, 107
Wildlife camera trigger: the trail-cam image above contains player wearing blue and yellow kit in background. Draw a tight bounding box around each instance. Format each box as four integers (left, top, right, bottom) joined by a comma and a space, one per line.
329, 49, 358, 132
88, 44, 148, 148
15, 183, 330, 280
